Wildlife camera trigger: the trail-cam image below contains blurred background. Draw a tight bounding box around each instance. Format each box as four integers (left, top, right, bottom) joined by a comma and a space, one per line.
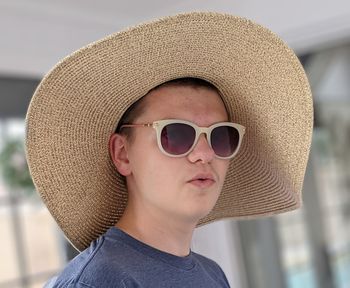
1, 1, 350, 287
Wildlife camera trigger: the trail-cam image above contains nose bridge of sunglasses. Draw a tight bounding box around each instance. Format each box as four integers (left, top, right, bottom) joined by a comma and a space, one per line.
194, 127, 213, 149
197, 127, 211, 138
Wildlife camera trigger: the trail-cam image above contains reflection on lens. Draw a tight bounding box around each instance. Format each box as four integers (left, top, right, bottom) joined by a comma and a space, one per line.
161, 123, 195, 155
211, 126, 239, 157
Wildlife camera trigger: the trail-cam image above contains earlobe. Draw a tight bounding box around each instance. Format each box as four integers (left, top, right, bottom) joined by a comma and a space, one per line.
109, 133, 131, 176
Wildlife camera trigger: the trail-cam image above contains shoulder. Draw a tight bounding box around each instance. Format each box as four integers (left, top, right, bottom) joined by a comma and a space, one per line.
192, 252, 230, 286
192, 251, 222, 270
45, 235, 137, 288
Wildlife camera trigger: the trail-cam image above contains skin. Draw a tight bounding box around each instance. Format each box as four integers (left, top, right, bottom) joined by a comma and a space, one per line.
109, 85, 230, 257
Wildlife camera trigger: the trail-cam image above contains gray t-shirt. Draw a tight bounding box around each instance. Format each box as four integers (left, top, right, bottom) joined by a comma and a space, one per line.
45, 227, 230, 287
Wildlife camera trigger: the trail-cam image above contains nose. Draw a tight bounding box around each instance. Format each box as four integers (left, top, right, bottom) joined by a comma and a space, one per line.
187, 133, 215, 164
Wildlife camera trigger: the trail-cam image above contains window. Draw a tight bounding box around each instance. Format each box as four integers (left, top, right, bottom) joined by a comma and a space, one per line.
0, 119, 66, 288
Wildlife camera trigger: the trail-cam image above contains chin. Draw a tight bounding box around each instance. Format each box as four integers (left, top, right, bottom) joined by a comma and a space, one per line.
179, 193, 219, 222
188, 206, 215, 223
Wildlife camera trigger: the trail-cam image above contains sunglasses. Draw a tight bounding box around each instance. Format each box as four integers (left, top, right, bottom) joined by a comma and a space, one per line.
120, 119, 245, 159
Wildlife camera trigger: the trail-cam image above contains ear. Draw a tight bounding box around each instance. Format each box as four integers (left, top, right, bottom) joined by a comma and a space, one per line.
109, 133, 131, 176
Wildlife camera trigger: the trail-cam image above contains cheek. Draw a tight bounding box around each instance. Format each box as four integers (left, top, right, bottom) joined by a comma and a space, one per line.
136, 160, 183, 214
216, 160, 230, 181
213, 160, 230, 195
128, 142, 180, 196
146, 158, 181, 192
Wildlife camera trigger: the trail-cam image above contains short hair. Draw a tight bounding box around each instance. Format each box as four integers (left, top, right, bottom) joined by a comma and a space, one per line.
116, 77, 220, 142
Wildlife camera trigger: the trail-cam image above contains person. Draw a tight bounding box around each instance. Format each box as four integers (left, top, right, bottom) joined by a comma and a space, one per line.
25, 12, 313, 288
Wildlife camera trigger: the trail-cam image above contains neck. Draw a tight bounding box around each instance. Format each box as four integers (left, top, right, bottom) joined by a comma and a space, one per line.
115, 199, 197, 257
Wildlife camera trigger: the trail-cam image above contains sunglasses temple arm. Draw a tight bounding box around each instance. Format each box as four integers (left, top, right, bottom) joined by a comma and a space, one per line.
120, 123, 153, 129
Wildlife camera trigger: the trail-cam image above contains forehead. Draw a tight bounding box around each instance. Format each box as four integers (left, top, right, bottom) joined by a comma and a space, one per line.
138, 84, 229, 123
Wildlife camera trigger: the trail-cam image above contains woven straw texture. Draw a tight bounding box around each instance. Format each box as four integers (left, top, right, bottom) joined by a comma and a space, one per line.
25, 12, 313, 251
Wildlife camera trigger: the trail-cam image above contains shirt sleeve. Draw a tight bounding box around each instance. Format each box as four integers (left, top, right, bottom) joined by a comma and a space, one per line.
43, 276, 58, 288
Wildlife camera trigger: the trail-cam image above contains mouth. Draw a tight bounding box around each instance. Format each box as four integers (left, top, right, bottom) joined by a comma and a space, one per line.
188, 173, 215, 188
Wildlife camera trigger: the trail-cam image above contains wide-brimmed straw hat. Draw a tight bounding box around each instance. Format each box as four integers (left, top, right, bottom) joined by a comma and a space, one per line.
25, 11, 313, 251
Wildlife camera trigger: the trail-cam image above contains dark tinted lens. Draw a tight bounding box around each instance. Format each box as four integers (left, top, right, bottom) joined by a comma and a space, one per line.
211, 126, 239, 157
160, 123, 196, 155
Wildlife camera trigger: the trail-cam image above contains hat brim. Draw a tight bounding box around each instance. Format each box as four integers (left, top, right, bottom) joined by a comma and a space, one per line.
25, 12, 313, 251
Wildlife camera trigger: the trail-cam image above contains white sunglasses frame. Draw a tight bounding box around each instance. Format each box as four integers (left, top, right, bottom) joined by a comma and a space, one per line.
120, 119, 246, 159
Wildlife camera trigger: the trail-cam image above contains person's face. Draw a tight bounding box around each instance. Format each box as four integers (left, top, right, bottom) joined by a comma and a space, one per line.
120, 85, 230, 224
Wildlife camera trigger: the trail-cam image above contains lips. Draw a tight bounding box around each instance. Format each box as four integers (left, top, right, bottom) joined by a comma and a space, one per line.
188, 173, 215, 188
